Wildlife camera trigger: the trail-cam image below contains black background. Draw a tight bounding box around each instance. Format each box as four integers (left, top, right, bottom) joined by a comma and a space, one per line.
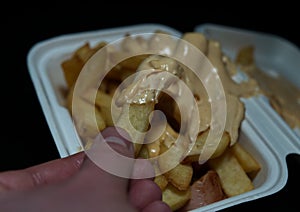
1, 5, 300, 211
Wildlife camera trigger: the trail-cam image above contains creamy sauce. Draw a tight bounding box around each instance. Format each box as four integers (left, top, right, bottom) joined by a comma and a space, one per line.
241, 64, 300, 129
181, 34, 251, 145
115, 55, 183, 105
73, 32, 255, 157
235, 45, 300, 129
117, 32, 255, 148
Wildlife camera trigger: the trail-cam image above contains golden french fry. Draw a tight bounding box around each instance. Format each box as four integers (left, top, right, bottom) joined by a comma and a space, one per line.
208, 149, 254, 197
144, 121, 178, 159
162, 184, 191, 211
164, 163, 193, 191
61, 55, 85, 89
235, 45, 255, 66
73, 43, 93, 62
146, 139, 161, 158
76, 42, 107, 63
118, 55, 150, 71
210, 132, 230, 158
154, 174, 169, 191
230, 143, 261, 179
80, 88, 114, 127
61, 43, 91, 89
65, 83, 75, 112
155, 92, 180, 131
97, 78, 120, 96
115, 55, 183, 157
116, 102, 155, 157
105, 67, 135, 82
61, 42, 107, 89
180, 32, 208, 54
136, 144, 149, 159
95, 90, 114, 126
184, 130, 230, 163
104, 55, 150, 83
158, 139, 187, 176
73, 97, 106, 140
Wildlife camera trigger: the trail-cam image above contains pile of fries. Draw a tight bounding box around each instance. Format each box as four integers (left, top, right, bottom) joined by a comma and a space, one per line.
61, 31, 261, 211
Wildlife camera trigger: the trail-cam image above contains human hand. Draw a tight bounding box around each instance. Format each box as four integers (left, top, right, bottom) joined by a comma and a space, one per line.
0, 127, 171, 212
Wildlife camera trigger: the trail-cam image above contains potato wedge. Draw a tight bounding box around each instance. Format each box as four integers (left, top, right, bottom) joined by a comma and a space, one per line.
208, 149, 254, 197
116, 102, 155, 157
231, 143, 261, 179
73, 97, 106, 140
61, 55, 84, 89
164, 163, 193, 191
61, 42, 107, 89
137, 144, 149, 159
184, 130, 230, 163
82, 88, 114, 127
162, 184, 191, 211
235, 45, 255, 66
154, 174, 169, 191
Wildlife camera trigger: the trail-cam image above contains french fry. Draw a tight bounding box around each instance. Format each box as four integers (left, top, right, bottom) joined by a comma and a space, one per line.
72, 97, 106, 140
117, 55, 150, 71
145, 123, 179, 159
208, 149, 254, 197
73, 43, 93, 62
162, 184, 191, 211
116, 102, 155, 157
82, 88, 114, 127
183, 130, 230, 163
154, 174, 169, 191
180, 32, 208, 55
61, 55, 84, 89
76, 42, 107, 63
164, 163, 193, 191
235, 45, 255, 66
231, 143, 261, 179
61, 42, 107, 89
157, 128, 188, 176
94, 90, 114, 126
137, 144, 149, 159
115, 55, 184, 156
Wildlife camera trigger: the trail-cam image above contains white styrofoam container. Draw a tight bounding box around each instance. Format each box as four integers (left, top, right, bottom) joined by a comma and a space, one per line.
195, 23, 300, 142
27, 23, 300, 211
27, 24, 182, 157
193, 23, 300, 211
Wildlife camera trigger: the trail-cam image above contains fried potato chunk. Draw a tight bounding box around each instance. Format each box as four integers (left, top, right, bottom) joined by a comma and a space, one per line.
164, 163, 193, 191
208, 149, 254, 197
231, 143, 261, 179
162, 184, 191, 211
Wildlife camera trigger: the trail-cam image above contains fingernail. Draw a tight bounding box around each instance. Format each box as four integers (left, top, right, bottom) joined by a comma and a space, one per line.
100, 127, 134, 154
105, 136, 129, 149
110, 136, 134, 155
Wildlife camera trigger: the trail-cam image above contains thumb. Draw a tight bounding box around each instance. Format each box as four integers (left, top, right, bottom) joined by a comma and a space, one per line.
74, 127, 135, 193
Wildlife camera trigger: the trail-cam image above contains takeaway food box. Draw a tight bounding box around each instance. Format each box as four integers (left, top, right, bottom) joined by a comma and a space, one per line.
27, 23, 300, 211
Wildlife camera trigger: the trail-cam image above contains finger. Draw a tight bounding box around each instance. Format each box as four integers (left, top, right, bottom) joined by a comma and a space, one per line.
69, 127, 169, 212
69, 126, 135, 198
129, 179, 162, 211
130, 158, 155, 191
0, 127, 137, 212
131, 158, 155, 180
142, 201, 172, 212
0, 152, 85, 192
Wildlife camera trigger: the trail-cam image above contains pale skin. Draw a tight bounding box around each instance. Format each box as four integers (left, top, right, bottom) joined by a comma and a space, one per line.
0, 127, 171, 212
